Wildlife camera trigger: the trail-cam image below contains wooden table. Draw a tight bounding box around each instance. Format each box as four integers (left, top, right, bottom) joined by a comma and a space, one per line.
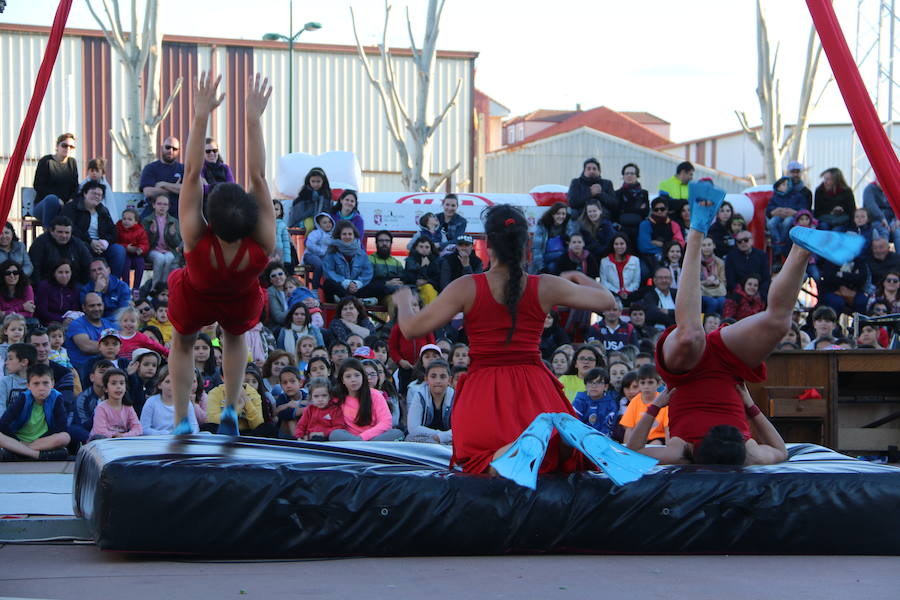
748, 351, 900, 453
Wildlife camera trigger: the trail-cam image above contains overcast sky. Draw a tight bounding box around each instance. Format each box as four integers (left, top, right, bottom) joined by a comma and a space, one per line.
2, 0, 876, 141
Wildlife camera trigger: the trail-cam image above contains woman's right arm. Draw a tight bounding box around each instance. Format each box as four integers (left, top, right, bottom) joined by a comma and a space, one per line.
392, 277, 470, 339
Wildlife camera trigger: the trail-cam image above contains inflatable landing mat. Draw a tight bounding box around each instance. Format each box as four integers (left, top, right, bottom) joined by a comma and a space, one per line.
74, 436, 900, 555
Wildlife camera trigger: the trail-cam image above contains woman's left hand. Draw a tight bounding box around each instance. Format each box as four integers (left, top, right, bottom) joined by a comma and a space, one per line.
23, 301, 36, 313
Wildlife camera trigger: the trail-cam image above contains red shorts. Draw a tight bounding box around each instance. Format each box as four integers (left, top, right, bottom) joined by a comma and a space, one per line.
166, 267, 266, 336
654, 325, 766, 446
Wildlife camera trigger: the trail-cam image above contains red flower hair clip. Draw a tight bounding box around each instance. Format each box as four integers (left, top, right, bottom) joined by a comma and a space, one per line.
504, 218, 515, 226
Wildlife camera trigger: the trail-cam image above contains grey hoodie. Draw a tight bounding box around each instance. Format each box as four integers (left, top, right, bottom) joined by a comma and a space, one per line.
303, 212, 336, 259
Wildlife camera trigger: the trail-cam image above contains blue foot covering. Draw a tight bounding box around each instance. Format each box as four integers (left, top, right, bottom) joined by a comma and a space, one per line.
172, 417, 193, 436
687, 180, 727, 234
489, 413, 555, 490
218, 405, 239, 436
789, 227, 865, 266
553, 413, 658, 486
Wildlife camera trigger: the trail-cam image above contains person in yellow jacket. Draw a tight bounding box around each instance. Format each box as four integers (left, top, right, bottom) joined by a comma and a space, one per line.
206, 382, 264, 435
658, 161, 695, 219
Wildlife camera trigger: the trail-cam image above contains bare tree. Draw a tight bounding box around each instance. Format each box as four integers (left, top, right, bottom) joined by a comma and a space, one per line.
735, 0, 825, 183
350, 0, 462, 192
86, 0, 182, 190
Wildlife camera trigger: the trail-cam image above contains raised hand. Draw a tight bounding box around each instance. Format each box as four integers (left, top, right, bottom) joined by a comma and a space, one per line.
194, 72, 224, 116
245, 73, 272, 121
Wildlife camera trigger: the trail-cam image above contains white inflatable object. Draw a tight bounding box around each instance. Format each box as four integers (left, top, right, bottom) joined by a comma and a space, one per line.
275, 151, 362, 198
725, 192, 755, 222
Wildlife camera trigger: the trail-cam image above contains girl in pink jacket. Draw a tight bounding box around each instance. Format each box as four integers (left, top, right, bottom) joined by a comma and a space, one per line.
328, 359, 403, 441
90, 368, 142, 440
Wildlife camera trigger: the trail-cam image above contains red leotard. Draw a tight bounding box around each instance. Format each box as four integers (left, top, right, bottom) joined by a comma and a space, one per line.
167, 227, 269, 336
654, 325, 767, 446
451, 274, 585, 474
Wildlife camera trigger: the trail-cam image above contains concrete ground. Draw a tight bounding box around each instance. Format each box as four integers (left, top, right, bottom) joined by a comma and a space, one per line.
1, 544, 899, 600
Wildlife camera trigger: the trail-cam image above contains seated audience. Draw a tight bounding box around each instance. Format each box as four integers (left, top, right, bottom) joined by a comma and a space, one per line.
867, 237, 900, 288
0, 365, 70, 460
436, 194, 468, 246
586, 297, 638, 352
530, 202, 577, 275
725, 231, 770, 298
403, 236, 440, 303
28, 216, 92, 284
89, 368, 142, 440
723, 274, 766, 321
614, 163, 650, 244
576, 200, 615, 258
813, 167, 855, 231
80, 258, 131, 318
141, 194, 182, 288
0, 222, 33, 277
294, 377, 345, 441
0, 260, 35, 320
439, 235, 484, 290
289, 167, 332, 230
64, 293, 117, 379
58, 181, 126, 278
707, 201, 736, 258
600, 234, 641, 302
328, 359, 403, 441
405, 360, 454, 444
331, 189, 365, 240
619, 364, 669, 445
328, 297, 376, 345
567, 157, 616, 219
115, 207, 150, 287
640, 267, 677, 328
572, 367, 619, 436
70, 359, 114, 444
141, 365, 199, 435
322, 221, 373, 302
819, 257, 870, 316
638, 197, 684, 260
553, 233, 599, 278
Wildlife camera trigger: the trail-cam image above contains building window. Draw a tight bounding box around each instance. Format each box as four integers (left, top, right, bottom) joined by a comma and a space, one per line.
518, 123, 524, 140
508, 127, 516, 144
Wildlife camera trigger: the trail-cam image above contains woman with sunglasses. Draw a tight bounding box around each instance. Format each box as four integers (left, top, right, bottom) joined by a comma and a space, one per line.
0, 260, 35, 320
31, 133, 80, 226
264, 261, 291, 328
200, 137, 234, 198
870, 270, 900, 314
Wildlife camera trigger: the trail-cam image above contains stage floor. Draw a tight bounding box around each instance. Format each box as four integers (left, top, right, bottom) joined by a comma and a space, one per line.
1, 544, 899, 600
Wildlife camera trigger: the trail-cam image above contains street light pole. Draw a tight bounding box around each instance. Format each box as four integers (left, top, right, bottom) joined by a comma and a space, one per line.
263, 1, 321, 154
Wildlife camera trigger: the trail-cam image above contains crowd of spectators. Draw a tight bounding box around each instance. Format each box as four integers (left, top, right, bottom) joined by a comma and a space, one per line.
1, 133, 897, 460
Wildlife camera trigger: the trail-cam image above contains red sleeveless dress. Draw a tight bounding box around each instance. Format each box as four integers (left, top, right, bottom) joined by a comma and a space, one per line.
167, 228, 269, 336
654, 325, 767, 446
451, 274, 585, 474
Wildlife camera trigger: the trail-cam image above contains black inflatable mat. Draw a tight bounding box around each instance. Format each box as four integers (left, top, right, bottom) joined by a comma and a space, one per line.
73, 436, 900, 555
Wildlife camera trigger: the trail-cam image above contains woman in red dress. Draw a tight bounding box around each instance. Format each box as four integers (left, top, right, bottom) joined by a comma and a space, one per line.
392, 205, 618, 477
168, 72, 275, 434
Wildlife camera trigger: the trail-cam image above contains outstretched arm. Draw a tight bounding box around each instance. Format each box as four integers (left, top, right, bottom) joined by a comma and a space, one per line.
739, 384, 788, 465
180, 73, 225, 251
625, 388, 689, 464
391, 277, 472, 339
245, 74, 276, 255
539, 271, 616, 314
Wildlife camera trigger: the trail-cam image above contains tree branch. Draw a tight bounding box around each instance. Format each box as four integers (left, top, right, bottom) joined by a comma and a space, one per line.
110, 128, 129, 158
735, 110, 764, 152
102, 0, 127, 50
349, 6, 405, 145
136, 0, 156, 74
427, 77, 461, 137
151, 77, 183, 128
405, 5, 422, 66
85, 0, 125, 51
428, 160, 459, 192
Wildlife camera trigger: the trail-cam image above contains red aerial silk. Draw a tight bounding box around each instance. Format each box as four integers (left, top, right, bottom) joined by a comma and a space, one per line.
0, 0, 74, 226
807, 0, 900, 214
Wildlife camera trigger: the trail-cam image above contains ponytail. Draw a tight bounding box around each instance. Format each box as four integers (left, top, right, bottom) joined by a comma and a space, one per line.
483, 205, 529, 343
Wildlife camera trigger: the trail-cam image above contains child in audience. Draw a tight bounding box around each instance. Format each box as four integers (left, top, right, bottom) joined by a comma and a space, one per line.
619, 364, 669, 445
89, 368, 142, 440
329, 341, 350, 370
608, 361, 629, 394
141, 365, 199, 435
147, 300, 174, 345
449, 343, 470, 369
305, 356, 332, 384
295, 334, 316, 371
274, 366, 306, 438
0, 314, 27, 374
404, 343, 444, 405
273, 199, 293, 269
328, 358, 403, 441
115, 207, 150, 287
126, 348, 160, 417
46, 323, 72, 368
115, 306, 169, 360
405, 360, 454, 444
93, 329, 129, 374
0, 343, 35, 416
294, 377, 344, 441
302, 212, 335, 288
0, 364, 70, 460
850, 207, 876, 256
450, 365, 467, 389
205, 367, 267, 436
71, 359, 114, 443
363, 358, 401, 429
572, 367, 619, 435
407, 212, 447, 251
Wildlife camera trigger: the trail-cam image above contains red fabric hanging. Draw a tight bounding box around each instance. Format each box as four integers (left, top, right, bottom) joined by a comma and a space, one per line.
0, 0, 74, 226
807, 0, 900, 216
